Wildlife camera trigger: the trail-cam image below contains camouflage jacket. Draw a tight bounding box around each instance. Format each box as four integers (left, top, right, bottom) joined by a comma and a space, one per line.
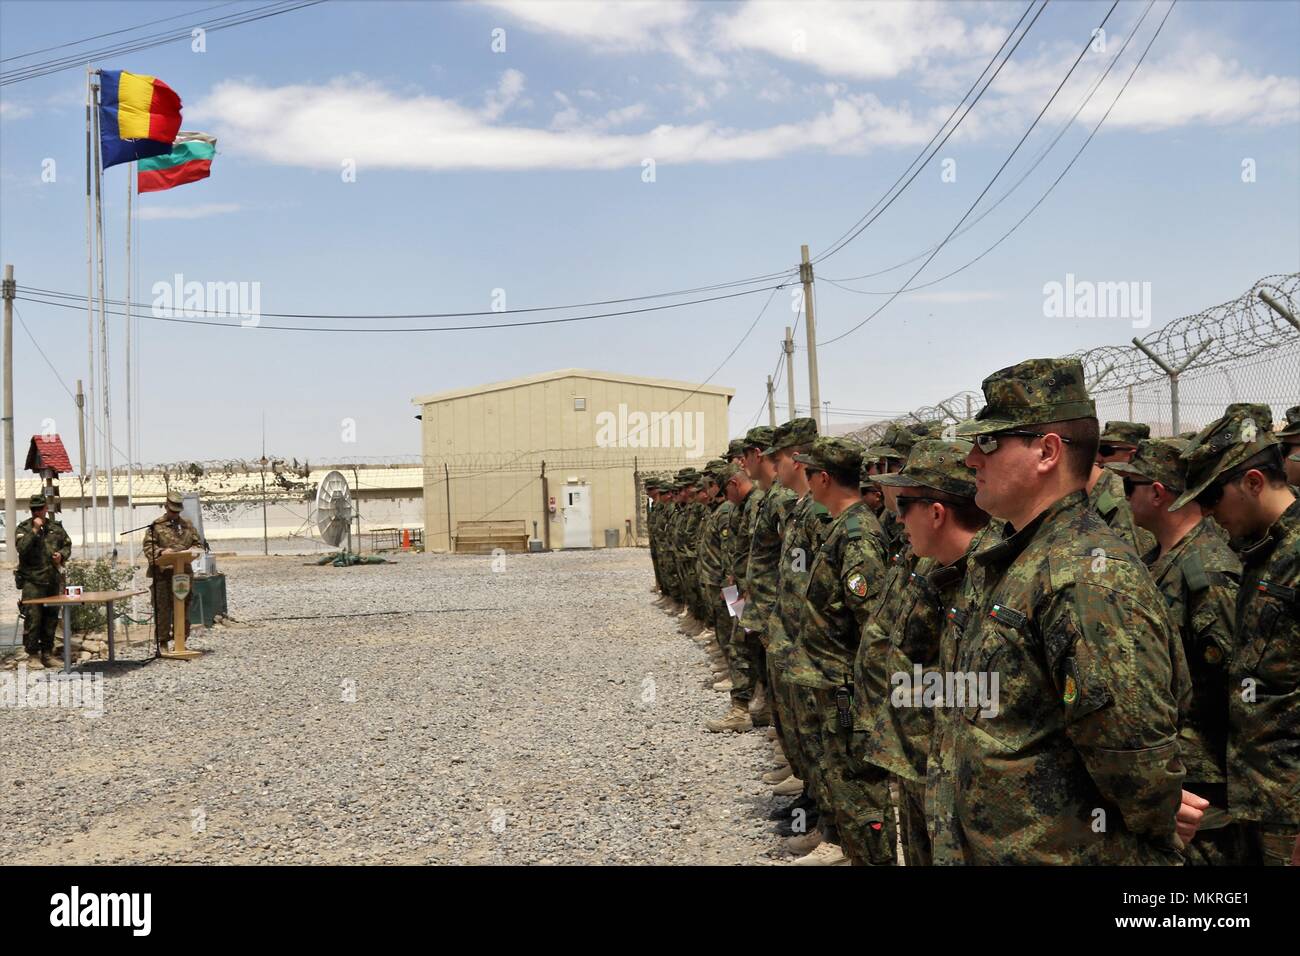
143, 513, 203, 580
928, 491, 1188, 865
788, 500, 887, 690
878, 508, 907, 562
674, 502, 706, 565
14, 516, 72, 585
697, 499, 731, 587
1144, 517, 1240, 787
856, 545, 972, 783
1228, 496, 1300, 825
724, 486, 759, 585
739, 481, 796, 636
768, 493, 832, 672
1090, 467, 1157, 555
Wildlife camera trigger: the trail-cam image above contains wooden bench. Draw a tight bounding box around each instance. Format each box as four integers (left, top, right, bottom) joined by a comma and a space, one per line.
452, 520, 530, 554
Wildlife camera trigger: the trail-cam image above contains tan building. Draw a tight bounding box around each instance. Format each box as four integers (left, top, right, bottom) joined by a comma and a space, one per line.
413, 369, 734, 551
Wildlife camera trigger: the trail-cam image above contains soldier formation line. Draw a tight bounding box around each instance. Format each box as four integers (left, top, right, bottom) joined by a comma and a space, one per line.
645, 356, 1300, 866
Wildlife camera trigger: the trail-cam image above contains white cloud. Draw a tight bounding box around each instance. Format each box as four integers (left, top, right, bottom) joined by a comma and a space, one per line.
482, 68, 526, 120
196, 77, 940, 173
137, 202, 242, 221
713, 0, 1000, 80
0, 101, 34, 121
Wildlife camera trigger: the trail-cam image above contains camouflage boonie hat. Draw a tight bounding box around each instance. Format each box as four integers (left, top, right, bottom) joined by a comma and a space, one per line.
793, 437, 863, 476
1106, 438, 1189, 492
675, 468, 702, 489
743, 425, 775, 452
1170, 403, 1279, 511
29, 493, 47, 509
763, 417, 818, 455
725, 438, 747, 459
957, 357, 1096, 438
911, 420, 946, 439
871, 439, 977, 499
711, 461, 741, 486
865, 424, 918, 463
165, 490, 184, 512
1275, 405, 1300, 439
1099, 421, 1151, 446
701, 459, 728, 486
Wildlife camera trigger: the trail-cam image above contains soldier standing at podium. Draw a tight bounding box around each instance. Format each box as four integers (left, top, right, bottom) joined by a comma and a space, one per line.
143, 491, 203, 651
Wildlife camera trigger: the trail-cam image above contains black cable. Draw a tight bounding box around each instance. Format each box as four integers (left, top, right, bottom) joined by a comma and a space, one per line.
1, 1, 239, 63
811, 0, 1047, 265
817, 0, 1123, 347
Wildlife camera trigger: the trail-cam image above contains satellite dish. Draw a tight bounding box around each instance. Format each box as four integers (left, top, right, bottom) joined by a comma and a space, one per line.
315, 470, 354, 550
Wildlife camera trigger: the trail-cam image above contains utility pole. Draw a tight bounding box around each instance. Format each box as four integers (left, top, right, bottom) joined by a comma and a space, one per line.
800, 245, 822, 433
783, 327, 796, 421
76, 380, 87, 553
3, 264, 15, 564
823, 400, 830, 432
1131, 337, 1213, 436
766, 376, 777, 427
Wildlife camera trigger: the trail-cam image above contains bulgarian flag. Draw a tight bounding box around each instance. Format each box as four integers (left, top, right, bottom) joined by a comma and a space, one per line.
138, 132, 216, 193
98, 69, 182, 169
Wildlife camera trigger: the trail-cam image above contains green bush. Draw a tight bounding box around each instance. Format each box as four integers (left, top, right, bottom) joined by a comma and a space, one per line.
62, 559, 138, 632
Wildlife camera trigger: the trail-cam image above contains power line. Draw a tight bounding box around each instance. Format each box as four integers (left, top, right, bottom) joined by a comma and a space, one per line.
16, 281, 788, 333
821, 0, 1158, 291
810, 0, 1047, 265
1, 2, 326, 86
818, 0, 1125, 347
1, 1, 239, 63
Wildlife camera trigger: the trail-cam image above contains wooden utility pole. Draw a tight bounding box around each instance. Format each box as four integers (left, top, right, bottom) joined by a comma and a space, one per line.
76, 380, 87, 553
444, 462, 453, 552
3, 264, 15, 563
766, 375, 777, 427
783, 327, 796, 421
800, 245, 822, 433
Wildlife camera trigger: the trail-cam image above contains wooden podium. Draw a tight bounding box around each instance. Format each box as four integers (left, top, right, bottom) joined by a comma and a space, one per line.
156, 549, 202, 660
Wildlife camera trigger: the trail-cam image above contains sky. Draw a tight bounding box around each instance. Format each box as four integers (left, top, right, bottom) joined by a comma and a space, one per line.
0, 0, 1297, 466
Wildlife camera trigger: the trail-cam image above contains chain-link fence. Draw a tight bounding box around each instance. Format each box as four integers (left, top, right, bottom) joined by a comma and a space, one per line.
848, 273, 1300, 443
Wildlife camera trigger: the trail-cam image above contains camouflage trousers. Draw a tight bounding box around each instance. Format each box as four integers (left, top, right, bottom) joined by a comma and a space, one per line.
152, 573, 192, 648
897, 776, 930, 866
725, 628, 762, 706
20, 578, 61, 653
1242, 822, 1300, 866
788, 684, 896, 865
684, 564, 707, 620
768, 663, 808, 785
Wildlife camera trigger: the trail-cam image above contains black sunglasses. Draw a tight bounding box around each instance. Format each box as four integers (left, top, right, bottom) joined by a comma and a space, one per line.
896, 496, 947, 515
973, 430, 1075, 454
1121, 477, 1152, 497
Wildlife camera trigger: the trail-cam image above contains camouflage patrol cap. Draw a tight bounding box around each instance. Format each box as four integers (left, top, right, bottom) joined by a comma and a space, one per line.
865, 424, 917, 463
29, 493, 47, 509
165, 490, 184, 512
711, 461, 742, 487
1105, 438, 1189, 492
743, 426, 775, 452
858, 457, 876, 489
1275, 405, 1300, 438
1099, 421, 1150, 446
911, 420, 946, 439
793, 437, 863, 477
725, 438, 747, 460
957, 357, 1096, 438
763, 417, 818, 455
1178, 430, 1199, 440
1170, 403, 1280, 511
701, 459, 728, 485
675, 468, 702, 490
871, 439, 977, 499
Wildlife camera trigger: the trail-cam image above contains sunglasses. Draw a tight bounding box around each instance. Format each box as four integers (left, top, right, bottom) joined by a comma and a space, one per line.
1098, 445, 1123, 457
896, 495, 954, 515
1121, 477, 1153, 497
973, 430, 1075, 454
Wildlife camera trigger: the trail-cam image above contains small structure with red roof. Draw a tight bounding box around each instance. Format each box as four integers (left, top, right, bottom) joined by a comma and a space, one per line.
26, 434, 73, 511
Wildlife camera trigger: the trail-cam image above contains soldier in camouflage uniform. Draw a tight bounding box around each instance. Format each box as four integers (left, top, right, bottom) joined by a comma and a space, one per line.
1172, 403, 1300, 866
1087, 421, 1156, 555
696, 461, 734, 679
855, 439, 989, 866
928, 357, 1191, 865
672, 469, 708, 636
645, 479, 667, 598
709, 457, 761, 725
656, 480, 684, 612
143, 490, 204, 651
757, 419, 826, 796
1112, 437, 1248, 865
782, 438, 892, 865
1276, 407, 1300, 488
14, 493, 73, 667
862, 424, 918, 561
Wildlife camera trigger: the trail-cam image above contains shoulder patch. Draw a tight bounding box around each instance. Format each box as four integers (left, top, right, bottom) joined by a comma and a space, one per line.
1182, 552, 1210, 593
847, 572, 868, 598
988, 603, 1028, 630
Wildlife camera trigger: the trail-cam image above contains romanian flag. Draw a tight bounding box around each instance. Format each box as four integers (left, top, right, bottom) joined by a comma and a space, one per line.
98, 69, 182, 169
138, 132, 216, 193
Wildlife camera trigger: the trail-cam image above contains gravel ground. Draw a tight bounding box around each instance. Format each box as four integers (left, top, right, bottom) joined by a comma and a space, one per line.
0, 549, 792, 865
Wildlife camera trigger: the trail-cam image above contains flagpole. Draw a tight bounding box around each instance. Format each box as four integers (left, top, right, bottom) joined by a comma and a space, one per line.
92, 77, 117, 564
125, 159, 136, 580
85, 66, 101, 558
